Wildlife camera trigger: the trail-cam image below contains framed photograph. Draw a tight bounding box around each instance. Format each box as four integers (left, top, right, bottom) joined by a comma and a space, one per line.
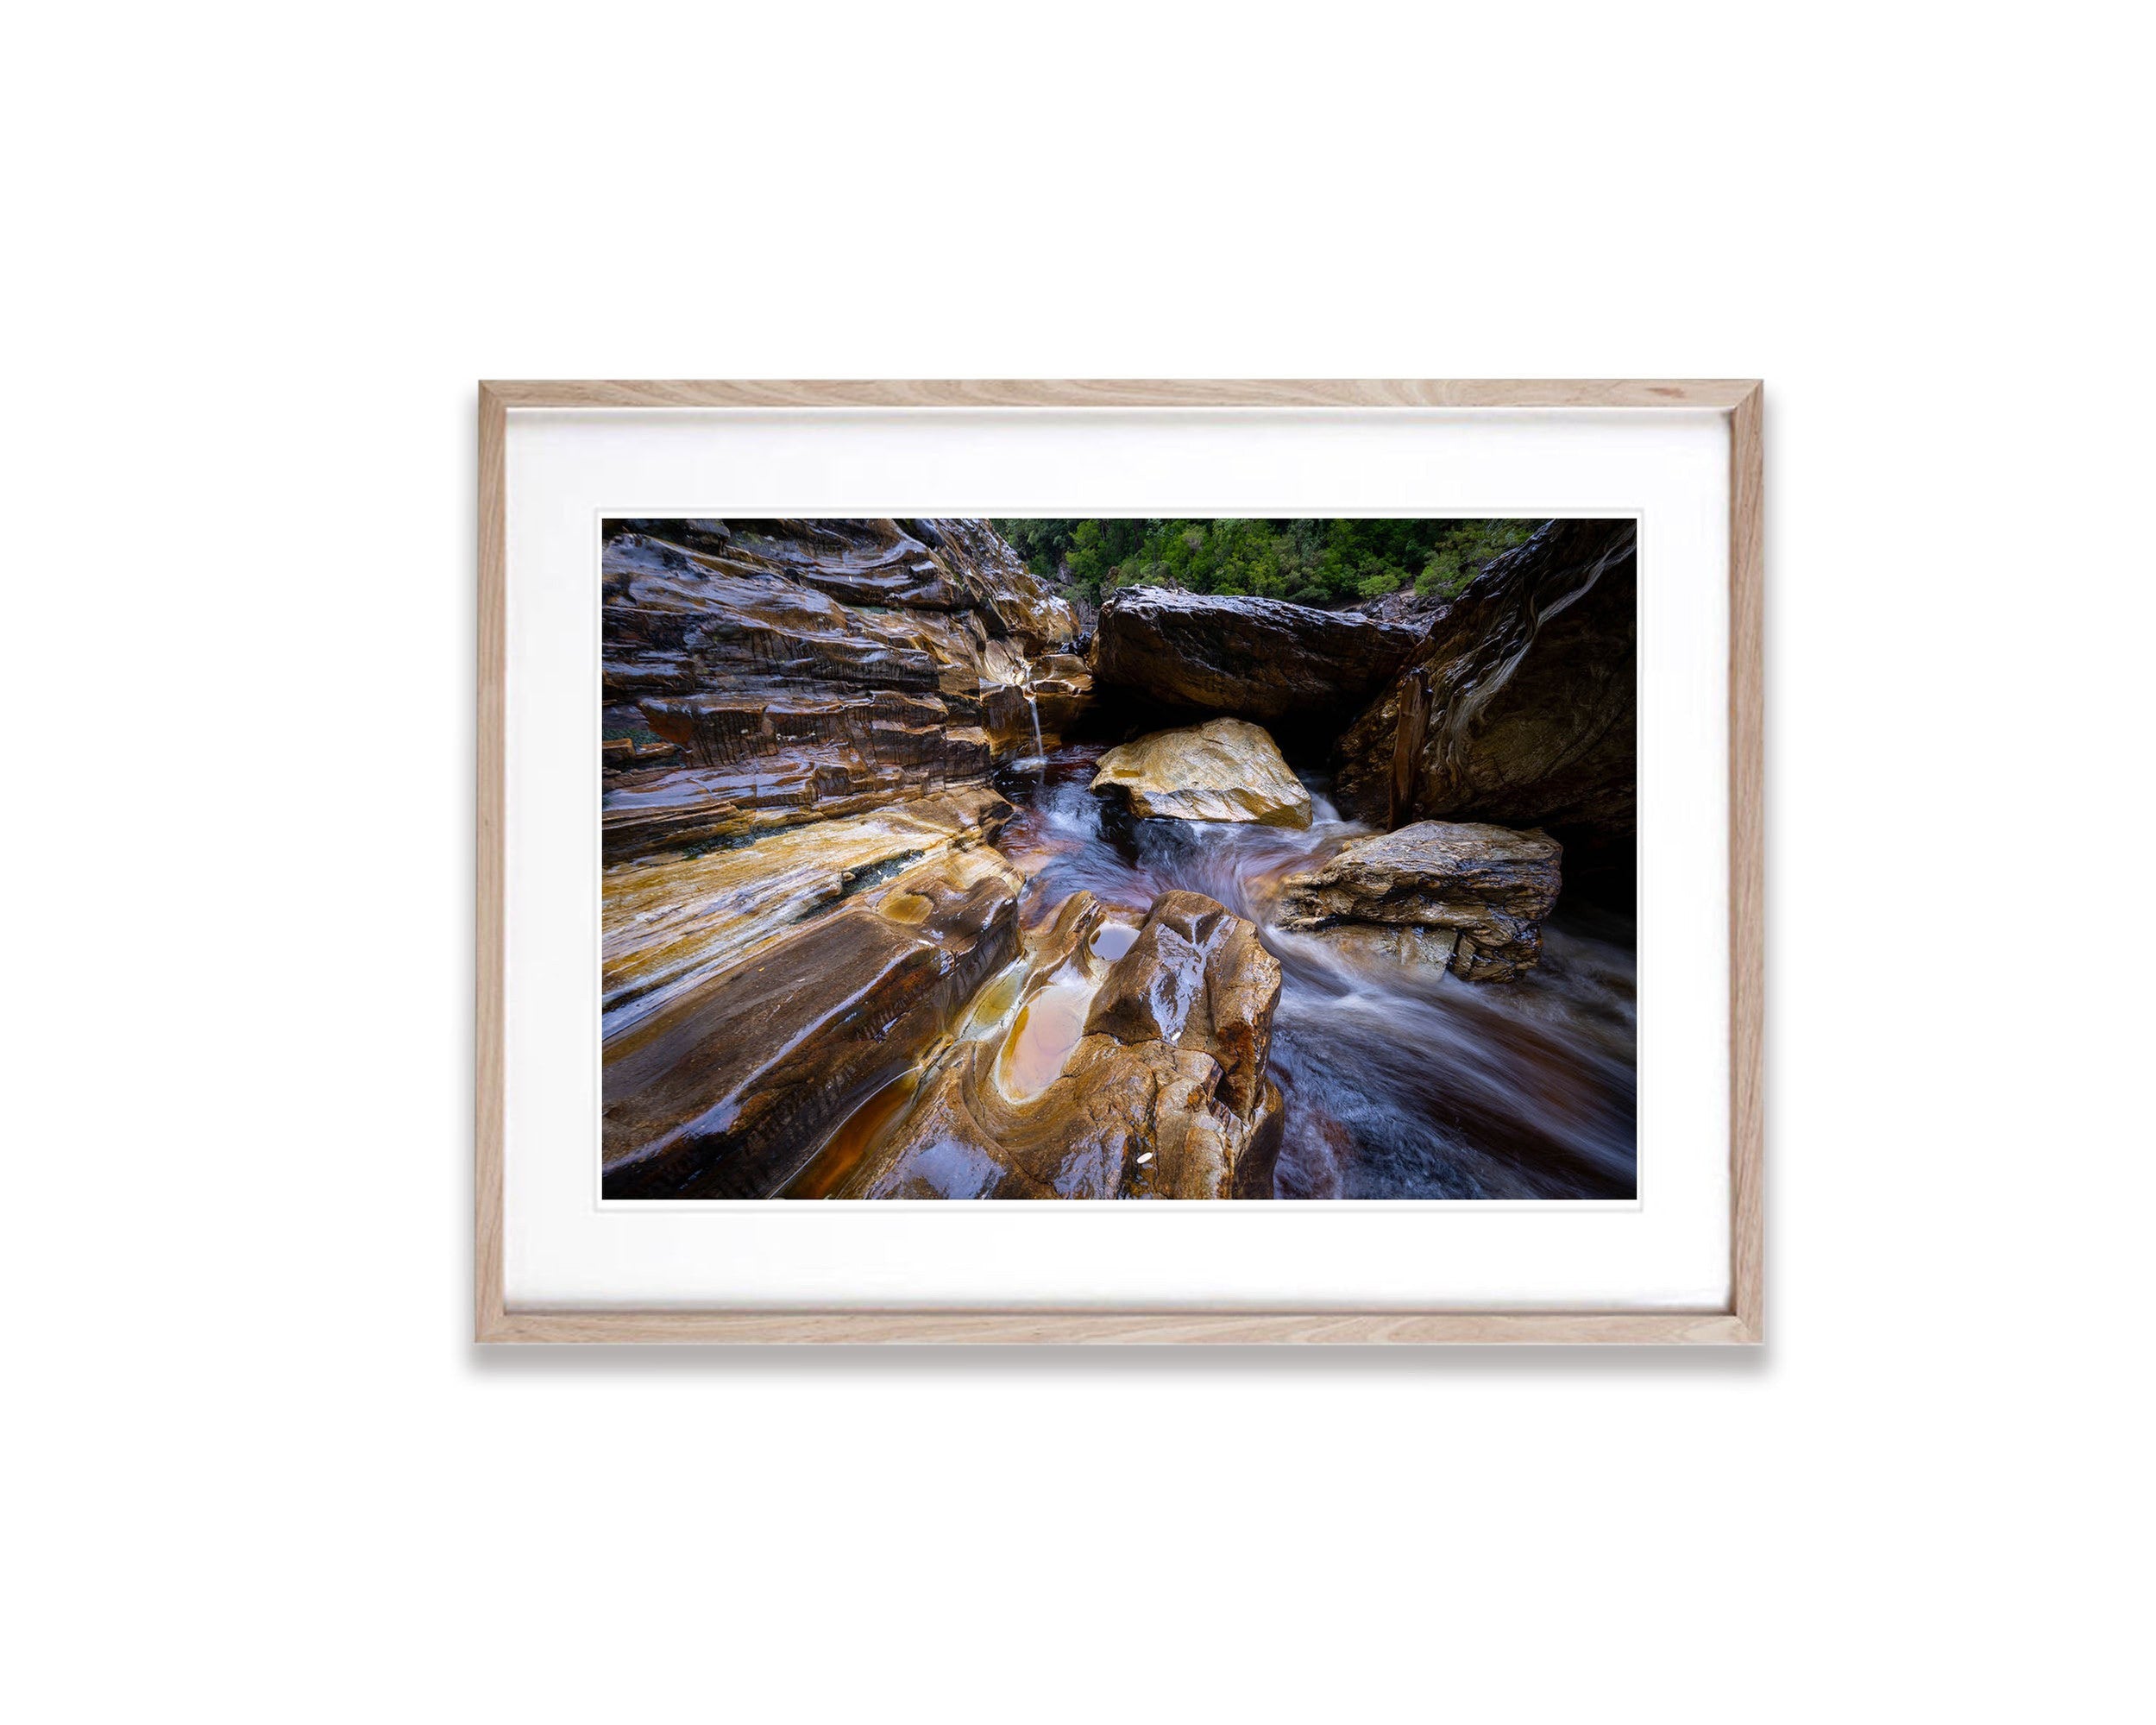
477, 380, 1762, 1343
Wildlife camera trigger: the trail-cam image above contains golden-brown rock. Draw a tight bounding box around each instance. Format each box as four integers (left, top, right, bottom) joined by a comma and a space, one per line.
601, 785, 1014, 1036
601, 846, 1024, 1199
1270, 821, 1562, 982
1090, 718, 1311, 828
603, 519, 1082, 860
1084, 890, 1281, 1119
805, 890, 1285, 1199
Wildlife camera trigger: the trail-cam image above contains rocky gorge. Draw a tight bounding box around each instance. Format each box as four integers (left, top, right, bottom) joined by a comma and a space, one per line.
602, 517, 1637, 1200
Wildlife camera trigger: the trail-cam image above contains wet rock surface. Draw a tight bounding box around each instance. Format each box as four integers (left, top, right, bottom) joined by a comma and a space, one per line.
801, 891, 1285, 1199
602, 785, 1013, 1038
1335, 519, 1636, 845
603, 519, 1080, 861
602, 847, 1023, 1199
1092, 586, 1420, 732
1091, 718, 1311, 828
1270, 821, 1562, 983
1084, 891, 1281, 1119
1022, 652, 1094, 745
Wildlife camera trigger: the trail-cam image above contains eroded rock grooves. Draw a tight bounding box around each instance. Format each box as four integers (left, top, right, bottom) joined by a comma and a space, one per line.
602, 519, 1082, 862
603, 847, 1025, 1199
812, 890, 1285, 1200
602, 785, 1014, 1038
1335, 519, 1637, 848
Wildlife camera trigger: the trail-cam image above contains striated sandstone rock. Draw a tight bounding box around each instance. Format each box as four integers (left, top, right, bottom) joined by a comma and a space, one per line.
602, 519, 1081, 860
808, 891, 1285, 1199
601, 736, 682, 772
1335, 519, 1635, 843
601, 744, 994, 863
1270, 821, 1562, 982
1092, 587, 1419, 730
1091, 718, 1311, 828
601, 846, 1024, 1199
601, 785, 1013, 1038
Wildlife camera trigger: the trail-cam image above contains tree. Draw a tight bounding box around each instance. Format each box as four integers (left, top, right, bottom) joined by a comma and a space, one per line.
993, 518, 1545, 608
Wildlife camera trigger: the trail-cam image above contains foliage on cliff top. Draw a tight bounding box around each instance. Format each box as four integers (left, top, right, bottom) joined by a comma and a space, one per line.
992, 518, 1543, 608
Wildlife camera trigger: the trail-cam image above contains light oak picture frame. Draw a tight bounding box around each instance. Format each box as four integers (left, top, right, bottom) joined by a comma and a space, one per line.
476, 380, 1763, 1344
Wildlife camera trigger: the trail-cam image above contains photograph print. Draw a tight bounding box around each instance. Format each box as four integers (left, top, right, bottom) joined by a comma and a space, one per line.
600, 515, 1636, 1201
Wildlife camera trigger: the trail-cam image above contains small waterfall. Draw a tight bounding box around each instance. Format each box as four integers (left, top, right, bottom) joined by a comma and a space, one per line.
1024, 688, 1046, 781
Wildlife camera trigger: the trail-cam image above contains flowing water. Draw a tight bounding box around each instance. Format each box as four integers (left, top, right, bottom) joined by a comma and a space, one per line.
992, 745, 1637, 1199
1025, 690, 1046, 766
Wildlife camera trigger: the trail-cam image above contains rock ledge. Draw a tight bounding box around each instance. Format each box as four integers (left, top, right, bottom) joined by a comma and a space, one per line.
1273, 821, 1562, 982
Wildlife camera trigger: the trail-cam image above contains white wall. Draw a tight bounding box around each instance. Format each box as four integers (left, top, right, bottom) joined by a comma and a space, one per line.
9, 6, 2146, 1722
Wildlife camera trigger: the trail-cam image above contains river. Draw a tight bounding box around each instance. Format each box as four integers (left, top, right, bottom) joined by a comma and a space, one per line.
990, 744, 1637, 1199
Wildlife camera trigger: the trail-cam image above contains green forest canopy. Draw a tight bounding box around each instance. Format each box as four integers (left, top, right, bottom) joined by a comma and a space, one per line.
992, 519, 1543, 608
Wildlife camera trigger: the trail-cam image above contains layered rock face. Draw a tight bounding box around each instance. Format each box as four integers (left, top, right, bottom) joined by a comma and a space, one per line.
808, 891, 1286, 1199
602, 845, 1025, 1199
602, 785, 1012, 1038
1091, 718, 1311, 827
602, 519, 1082, 861
1334, 519, 1636, 842
1271, 822, 1562, 982
1092, 586, 1420, 733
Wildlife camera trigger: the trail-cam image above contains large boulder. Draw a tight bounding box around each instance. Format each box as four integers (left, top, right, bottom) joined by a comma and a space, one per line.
1334, 519, 1635, 845
1091, 718, 1311, 827
1269, 821, 1562, 982
1091, 587, 1420, 733
602, 519, 1082, 860
601, 846, 1023, 1198
802, 891, 1286, 1199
